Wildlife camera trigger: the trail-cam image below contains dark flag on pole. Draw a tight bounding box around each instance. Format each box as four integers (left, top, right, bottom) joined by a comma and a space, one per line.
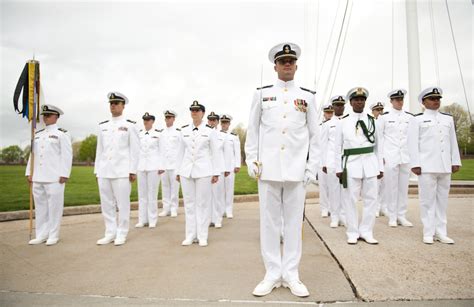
13, 60, 40, 122
13, 59, 41, 240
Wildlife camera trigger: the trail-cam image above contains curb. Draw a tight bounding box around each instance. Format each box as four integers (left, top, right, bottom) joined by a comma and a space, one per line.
1, 188, 472, 222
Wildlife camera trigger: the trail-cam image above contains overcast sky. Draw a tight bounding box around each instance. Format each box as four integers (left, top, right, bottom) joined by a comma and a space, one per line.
1, 0, 472, 148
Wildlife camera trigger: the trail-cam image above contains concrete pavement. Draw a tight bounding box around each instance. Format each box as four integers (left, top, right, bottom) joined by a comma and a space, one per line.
1, 196, 473, 306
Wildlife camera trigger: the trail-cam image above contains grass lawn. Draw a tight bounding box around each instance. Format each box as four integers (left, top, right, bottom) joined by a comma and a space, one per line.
0, 165, 257, 212
451, 159, 474, 180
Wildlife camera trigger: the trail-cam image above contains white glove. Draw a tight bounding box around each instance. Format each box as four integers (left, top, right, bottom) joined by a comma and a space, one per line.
303, 170, 316, 186
247, 161, 261, 179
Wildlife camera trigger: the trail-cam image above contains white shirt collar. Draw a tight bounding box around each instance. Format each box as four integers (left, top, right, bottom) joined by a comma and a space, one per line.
276, 79, 295, 89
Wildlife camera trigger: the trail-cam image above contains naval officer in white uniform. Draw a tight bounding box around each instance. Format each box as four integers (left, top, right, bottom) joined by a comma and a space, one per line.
318, 104, 334, 218
408, 87, 461, 244
95, 92, 139, 246
245, 42, 319, 298
377, 89, 414, 227
176, 101, 221, 247
321, 95, 346, 228
207, 111, 229, 229
159, 110, 181, 218
136, 112, 164, 228
220, 114, 241, 219
26, 104, 72, 246
335, 87, 384, 245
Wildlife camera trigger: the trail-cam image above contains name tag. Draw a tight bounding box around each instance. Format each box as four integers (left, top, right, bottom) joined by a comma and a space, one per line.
183, 135, 190, 137
263, 97, 277, 101
152, 136, 159, 139
102, 129, 108, 132
118, 127, 128, 131
201, 135, 209, 137
388, 121, 395, 123
423, 120, 431, 123
49, 135, 59, 139
330, 125, 336, 128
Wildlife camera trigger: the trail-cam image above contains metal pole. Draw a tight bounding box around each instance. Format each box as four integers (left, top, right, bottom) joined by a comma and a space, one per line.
406, 0, 422, 114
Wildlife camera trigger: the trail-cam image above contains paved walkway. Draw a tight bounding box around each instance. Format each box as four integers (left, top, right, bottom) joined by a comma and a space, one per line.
1, 196, 473, 306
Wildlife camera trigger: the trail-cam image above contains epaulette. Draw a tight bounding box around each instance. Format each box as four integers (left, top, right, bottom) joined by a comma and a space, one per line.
256, 85, 273, 90
342, 114, 349, 119
414, 113, 423, 116
383, 111, 389, 115
155, 129, 163, 132
300, 87, 316, 95
176, 128, 181, 131
206, 124, 213, 128
35, 128, 45, 134
405, 111, 414, 116
181, 124, 189, 128
127, 119, 136, 124
440, 112, 452, 117
58, 128, 68, 133
99, 120, 109, 125
231, 132, 237, 136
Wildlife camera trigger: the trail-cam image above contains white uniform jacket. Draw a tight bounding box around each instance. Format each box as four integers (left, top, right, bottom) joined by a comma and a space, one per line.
320, 116, 341, 170
214, 130, 231, 173
26, 124, 73, 182
161, 125, 182, 170
176, 122, 221, 178
94, 115, 139, 178
408, 109, 461, 173
335, 112, 383, 178
245, 79, 320, 182
137, 128, 163, 172
377, 108, 414, 166
223, 131, 241, 171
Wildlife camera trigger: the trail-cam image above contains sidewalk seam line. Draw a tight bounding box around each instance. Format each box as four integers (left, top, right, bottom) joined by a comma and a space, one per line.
304, 217, 364, 302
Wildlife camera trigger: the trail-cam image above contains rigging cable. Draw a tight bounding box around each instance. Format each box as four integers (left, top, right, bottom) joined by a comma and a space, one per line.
444, 0, 472, 125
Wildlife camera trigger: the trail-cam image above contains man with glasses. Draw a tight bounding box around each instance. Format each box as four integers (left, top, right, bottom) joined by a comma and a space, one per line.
245, 42, 319, 297
26, 104, 72, 246
95, 92, 139, 246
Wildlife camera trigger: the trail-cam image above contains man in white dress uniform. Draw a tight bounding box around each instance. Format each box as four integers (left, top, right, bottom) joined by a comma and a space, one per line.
408, 86, 461, 244
245, 42, 319, 298
335, 88, 383, 245
159, 110, 181, 218
95, 92, 139, 246
26, 104, 72, 246
377, 89, 414, 227
220, 114, 241, 219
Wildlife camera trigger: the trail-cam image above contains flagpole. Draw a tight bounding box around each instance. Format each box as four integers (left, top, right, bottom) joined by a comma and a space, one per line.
28, 60, 39, 240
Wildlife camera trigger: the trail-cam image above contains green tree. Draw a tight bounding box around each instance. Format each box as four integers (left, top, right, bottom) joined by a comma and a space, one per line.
441, 103, 473, 155
72, 141, 82, 162
79, 134, 97, 163
1, 145, 23, 164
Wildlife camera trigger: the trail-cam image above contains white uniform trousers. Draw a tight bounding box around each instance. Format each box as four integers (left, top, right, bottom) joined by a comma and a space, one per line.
376, 177, 386, 213
211, 172, 225, 225
224, 172, 235, 216
318, 169, 329, 213
181, 176, 212, 241
137, 171, 160, 225
258, 180, 305, 283
98, 178, 131, 239
161, 169, 180, 213
32, 182, 65, 240
384, 163, 410, 222
418, 173, 450, 238
327, 168, 344, 224
343, 176, 378, 240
